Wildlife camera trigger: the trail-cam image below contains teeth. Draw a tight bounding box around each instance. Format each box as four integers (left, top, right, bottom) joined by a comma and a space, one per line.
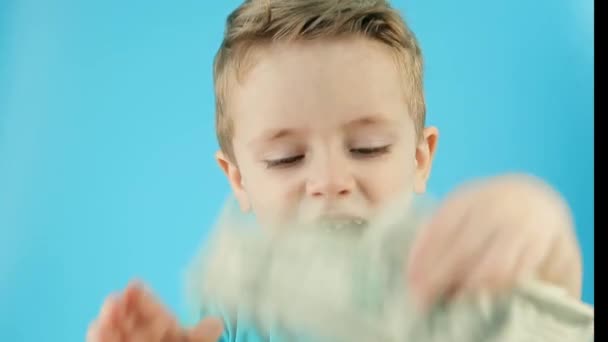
322, 219, 366, 232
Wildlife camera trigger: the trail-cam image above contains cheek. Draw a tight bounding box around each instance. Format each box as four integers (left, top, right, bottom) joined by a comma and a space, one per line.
358, 155, 416, 203
246, 172, 302, 223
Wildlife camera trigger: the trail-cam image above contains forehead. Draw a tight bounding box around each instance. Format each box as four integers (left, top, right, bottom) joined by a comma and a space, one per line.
229, 37, 409, 136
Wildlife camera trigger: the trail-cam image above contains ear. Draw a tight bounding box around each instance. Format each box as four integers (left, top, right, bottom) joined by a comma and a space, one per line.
413, 126, 439, 193
216, 151, 251, 212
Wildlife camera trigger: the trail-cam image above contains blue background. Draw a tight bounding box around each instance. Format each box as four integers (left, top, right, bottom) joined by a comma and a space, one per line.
0, 0, 593, 341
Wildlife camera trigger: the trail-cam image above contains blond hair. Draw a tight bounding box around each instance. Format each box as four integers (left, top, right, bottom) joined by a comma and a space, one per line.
214, 0, 425, 161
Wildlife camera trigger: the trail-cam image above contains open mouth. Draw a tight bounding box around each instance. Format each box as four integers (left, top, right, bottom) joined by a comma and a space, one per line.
320, 218, 368, 233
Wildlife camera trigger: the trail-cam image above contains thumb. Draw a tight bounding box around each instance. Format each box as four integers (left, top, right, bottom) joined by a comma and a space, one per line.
184, 317, 224, 342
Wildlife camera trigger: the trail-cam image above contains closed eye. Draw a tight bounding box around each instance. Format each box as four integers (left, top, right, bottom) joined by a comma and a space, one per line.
264, 155, 304, 168
350, 145, 391, 158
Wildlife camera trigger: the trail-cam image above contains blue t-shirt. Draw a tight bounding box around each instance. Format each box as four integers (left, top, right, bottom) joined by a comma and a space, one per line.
200, 303, 321, 342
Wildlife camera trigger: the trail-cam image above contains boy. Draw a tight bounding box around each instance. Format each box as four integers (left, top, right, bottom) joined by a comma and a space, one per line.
86, 0, 584, 341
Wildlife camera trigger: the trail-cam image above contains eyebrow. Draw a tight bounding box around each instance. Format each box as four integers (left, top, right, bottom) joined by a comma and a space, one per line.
249, 114, 395, 146
252, 128, 297, 143
343, 115, 394, 129
247, 128, 301, 150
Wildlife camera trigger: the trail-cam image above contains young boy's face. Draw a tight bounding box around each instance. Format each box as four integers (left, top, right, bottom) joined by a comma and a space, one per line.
218, 37, 438, 229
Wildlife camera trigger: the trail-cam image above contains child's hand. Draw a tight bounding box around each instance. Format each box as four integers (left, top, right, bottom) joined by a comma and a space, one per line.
86, 281, 224, 342
407, 174, 582, 310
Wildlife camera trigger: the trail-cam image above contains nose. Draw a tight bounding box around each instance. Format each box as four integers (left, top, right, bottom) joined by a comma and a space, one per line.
306, 154, 355, 199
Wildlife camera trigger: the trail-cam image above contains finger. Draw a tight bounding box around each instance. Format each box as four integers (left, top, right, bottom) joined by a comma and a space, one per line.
407, 198, 475, 284
513, 230, 555, 282
127, 328, 153, 342
125, 281, 180, 341
185, 317, 224, 342
94, 294, 125, 341
407, 180, 489, 276
407, 193, 504, 305
126, 281, 173, 322
459, 205, 560, 299
538, 232, 582, 297
460, 225, 541, 295
114, 290, 136, 337
411, 220, 500, 310
457, 193, 558, 294
409, 186, 539, 304
134, 306, 179, 341
87, 318, 122, 342
86, 321, 101, 342
123, 280, 145, 312
504, 215, 557, 285
99, 294, 119, 323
